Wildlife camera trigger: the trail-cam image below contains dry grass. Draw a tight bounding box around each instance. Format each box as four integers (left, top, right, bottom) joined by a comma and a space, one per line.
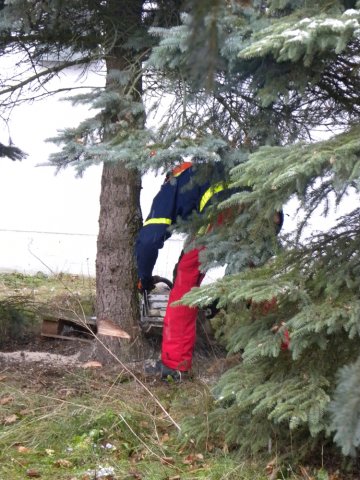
0, 364, 268, 480
0, 273, 339, 479
0, 272, 96, 344
0, 271, 95, 312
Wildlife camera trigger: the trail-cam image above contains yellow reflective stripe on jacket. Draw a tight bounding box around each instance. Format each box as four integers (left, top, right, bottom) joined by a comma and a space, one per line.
143, 217, 172, 227
199, 183, 225, 213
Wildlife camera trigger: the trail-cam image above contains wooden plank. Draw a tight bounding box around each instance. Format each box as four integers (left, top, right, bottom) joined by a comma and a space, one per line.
40, 333, 93, 343
41, 319, 61, 336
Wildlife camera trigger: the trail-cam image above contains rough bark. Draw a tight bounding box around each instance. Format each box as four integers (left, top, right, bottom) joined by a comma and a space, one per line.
92, 0, 185, 363
94, 0, 146, 363
95, 162, 143, 362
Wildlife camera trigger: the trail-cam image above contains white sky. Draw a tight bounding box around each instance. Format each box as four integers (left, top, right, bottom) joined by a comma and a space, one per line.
0, 62, 177, 276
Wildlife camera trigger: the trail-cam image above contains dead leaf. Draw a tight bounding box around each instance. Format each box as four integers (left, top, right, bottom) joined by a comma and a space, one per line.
168, 476, 181, 480
19, 408, 33, 416
0, 375, 7, 381
26, 468, 41, 478
54, 459, 72, 468
160, 456, 175, 465
265, 456, 280, 480
82, 361, 103, 369
45, 448, 55, 456
3, 414, 18, 425
160, 433, 170, 444
183, 453, 204, 465
0, 396, 14, 405
17, 446, 31, 454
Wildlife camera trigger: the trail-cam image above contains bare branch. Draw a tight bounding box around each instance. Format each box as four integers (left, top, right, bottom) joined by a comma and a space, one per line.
0, 55, 98, 100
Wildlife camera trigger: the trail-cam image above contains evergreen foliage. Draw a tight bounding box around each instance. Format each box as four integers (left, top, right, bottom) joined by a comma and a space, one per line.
330, 357, 360, 456
0, 1, 189, 361
0, 295, 37, 344
148, 0, 360, 460
2, 0, 360, 461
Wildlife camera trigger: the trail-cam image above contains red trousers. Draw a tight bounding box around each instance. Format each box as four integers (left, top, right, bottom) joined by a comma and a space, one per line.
161, 248, 204, 371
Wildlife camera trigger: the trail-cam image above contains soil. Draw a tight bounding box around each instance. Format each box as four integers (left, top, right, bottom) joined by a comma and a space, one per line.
0, 335, 84, 383
0, 331, 235, 385
0, 274, 232, 383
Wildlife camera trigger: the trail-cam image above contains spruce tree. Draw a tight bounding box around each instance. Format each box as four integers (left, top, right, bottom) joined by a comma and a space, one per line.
0, 1, 184, 361
3, 0, 360, 458
143, 0, 360, 459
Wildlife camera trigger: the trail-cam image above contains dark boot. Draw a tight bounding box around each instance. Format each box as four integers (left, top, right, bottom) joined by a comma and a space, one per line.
144, 359, 188, 382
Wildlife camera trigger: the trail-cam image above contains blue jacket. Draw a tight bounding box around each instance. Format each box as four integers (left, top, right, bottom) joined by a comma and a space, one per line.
136, 163, 226, 287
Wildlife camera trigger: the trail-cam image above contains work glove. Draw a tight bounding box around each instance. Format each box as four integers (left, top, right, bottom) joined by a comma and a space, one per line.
137, 277, 155, 294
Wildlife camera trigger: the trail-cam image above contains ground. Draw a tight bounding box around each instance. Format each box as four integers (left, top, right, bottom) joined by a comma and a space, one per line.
0, 273, 355, 480
0, 270, 233, 384
0, 330, 231, 381
0, 272, 239, 480
0, 332, 246, 480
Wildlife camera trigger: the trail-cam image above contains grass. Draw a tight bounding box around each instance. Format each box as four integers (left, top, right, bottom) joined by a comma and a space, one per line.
0, 368, 279, 480
0, 272, 96, 343
0, 273, 345, 479
0, 271, 96, 313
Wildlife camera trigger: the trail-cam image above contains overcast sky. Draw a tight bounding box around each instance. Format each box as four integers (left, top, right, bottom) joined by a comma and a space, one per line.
0, 61, 175, 275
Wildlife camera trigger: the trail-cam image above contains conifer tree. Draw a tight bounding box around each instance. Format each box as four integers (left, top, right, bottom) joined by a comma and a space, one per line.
3, 0, 360, 458
143, 0, 360, 459
0, 1, 184, 361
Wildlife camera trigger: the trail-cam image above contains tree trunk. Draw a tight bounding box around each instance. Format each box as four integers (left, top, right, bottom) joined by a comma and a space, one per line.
95, 162, 144, 362
94, 0, 147, 363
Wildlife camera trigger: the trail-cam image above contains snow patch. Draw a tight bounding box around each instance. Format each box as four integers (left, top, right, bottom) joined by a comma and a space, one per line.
320, 19, 347, 30
281, 29, 310, 42
343, 9, 360, 17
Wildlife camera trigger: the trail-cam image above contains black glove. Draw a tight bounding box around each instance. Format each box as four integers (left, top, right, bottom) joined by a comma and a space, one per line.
137, 277, 155, 293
